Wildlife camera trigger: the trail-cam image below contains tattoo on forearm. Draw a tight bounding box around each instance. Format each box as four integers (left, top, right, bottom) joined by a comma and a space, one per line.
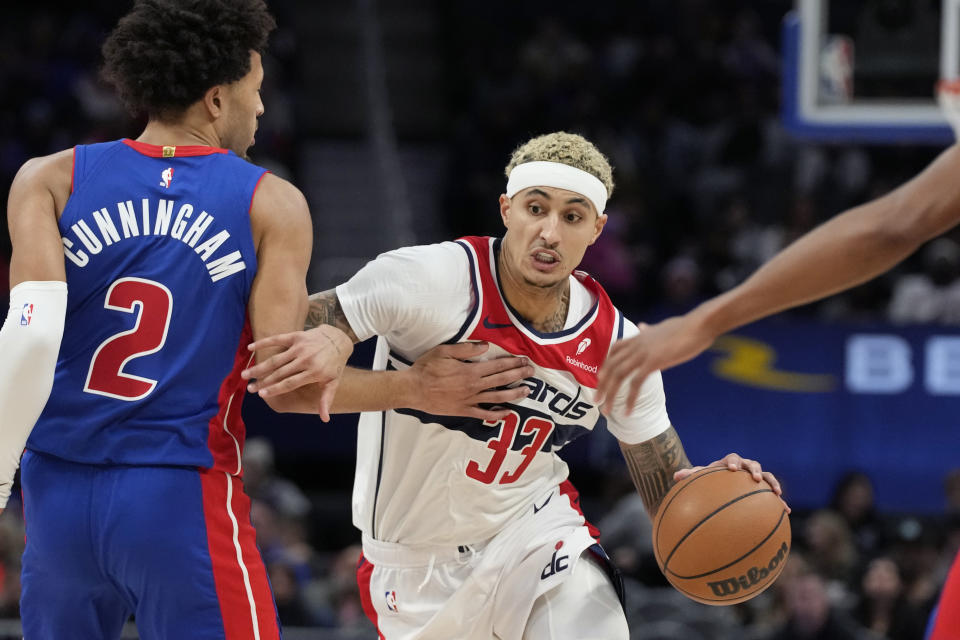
304, 289, 359, 342
619, 426, 691, 518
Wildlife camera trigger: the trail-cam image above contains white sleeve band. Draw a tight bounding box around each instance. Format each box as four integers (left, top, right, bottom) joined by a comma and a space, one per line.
0, 281, 67, 509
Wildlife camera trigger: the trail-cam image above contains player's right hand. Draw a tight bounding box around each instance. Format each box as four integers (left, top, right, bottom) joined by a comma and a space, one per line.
406, 341, 534, 421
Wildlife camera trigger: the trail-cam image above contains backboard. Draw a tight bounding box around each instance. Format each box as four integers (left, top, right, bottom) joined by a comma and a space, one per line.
782, 0, 960, 143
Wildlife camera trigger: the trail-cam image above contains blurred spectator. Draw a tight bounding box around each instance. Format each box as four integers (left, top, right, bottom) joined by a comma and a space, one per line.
595, 490, 656, 583
269, 561, 319, 626
943, 468, 960, 516
578, 212, 640, 299
852, 556, 927, 640
243, 437, 311, 520
518, 18, 591, 90
722, 9, 779, 81
830, 471, 885, 558
251, 498, 316, 587
888, 238, 960, 324
0, 513, 23, 618
764, 568, 869, 640
804, 510, 860, 592
308, 544, 373, 632
886, 517, 942, 616
649, 254, 704, 318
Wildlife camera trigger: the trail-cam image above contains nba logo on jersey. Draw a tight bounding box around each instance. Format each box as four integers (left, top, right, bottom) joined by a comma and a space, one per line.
20, 303, 33, 326
385, 590, 399, 612
160, 167, 174, 188
576, 337, 591, 356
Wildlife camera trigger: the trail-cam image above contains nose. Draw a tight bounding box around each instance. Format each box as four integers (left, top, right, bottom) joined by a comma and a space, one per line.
539, 213, 561, 246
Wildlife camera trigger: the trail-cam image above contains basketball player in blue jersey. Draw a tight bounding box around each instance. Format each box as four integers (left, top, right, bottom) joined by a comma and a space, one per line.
242, 132, 787, 639
0, 1, 356, 638
595, 84, 960, 640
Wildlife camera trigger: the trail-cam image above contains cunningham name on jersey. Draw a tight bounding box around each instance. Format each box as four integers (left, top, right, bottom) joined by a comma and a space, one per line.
61, 197, 246, 283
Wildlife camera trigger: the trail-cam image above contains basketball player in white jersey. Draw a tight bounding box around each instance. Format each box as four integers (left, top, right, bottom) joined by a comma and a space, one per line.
243, 132, 785, 639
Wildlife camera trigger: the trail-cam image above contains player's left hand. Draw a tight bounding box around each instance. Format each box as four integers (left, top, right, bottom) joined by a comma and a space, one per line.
596, 314, 716, 417
674, 453, 790, 513
242, 325, 354, 419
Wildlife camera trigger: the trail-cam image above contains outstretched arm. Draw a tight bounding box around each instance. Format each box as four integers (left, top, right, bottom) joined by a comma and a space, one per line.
598, 143, 960, 411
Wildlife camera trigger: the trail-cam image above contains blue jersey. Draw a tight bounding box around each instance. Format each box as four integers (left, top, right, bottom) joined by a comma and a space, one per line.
31, 139, 266, 473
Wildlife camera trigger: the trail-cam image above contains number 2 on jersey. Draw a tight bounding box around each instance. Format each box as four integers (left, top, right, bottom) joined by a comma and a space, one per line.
465, 411, 554, 485
84, 277, 173, 401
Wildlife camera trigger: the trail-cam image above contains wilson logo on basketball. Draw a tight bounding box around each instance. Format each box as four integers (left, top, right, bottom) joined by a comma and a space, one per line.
706, 541, 789, 597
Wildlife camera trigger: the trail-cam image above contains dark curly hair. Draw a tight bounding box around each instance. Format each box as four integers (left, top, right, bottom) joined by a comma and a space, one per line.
101, 0, 276, 120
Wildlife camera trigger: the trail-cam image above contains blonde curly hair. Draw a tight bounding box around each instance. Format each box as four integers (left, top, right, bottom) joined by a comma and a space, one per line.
505, 132, 614, 199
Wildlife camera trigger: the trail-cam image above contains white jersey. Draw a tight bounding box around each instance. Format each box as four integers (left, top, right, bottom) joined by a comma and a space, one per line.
336, 236, 671, 546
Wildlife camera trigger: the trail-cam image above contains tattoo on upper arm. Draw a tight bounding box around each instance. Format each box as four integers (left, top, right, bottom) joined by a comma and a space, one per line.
619, 425, 691, 518
305, 289, 359, 342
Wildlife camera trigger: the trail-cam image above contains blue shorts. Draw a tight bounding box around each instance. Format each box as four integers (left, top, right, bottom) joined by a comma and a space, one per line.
20, 450, 281, 640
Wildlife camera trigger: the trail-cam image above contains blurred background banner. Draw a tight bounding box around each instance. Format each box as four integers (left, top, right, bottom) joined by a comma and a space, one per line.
662, 319, 960, 514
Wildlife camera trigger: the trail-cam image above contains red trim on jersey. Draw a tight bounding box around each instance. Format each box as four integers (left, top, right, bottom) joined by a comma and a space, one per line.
207, 320, 252, 475
559, 480, 601, 540
122, 138, 229, 157
460, 236, 617, 388
248, 171, 270, 217
930, 551, 960, 639
69, 147, 76, 194
200, 470, 279, 640
20, 485, 25, 545
357, 553, 386, 640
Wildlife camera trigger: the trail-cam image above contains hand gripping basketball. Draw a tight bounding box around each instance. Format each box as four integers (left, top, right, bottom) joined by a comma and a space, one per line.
937, 79, 960, 140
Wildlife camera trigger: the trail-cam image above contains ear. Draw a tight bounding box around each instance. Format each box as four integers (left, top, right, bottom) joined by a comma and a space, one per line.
203, 85, 225, 119
498, 194, 512, 228
588, 213, 608, 246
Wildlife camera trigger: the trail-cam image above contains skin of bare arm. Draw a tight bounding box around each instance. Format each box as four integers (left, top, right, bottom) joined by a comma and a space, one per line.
598, 144, 960, 411
8, 150, 72, 287
243, 290, 534, 419
246, 174, 352, 420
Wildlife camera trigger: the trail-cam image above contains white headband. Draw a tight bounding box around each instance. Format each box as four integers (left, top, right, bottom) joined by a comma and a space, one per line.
506, 161, 608, 214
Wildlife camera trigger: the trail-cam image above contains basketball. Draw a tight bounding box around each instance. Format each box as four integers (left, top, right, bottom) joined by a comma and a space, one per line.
652, 467, 791, 606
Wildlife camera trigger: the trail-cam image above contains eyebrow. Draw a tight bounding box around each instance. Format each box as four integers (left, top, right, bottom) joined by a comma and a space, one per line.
524, 188, 552, 199
522, 188, 588, 206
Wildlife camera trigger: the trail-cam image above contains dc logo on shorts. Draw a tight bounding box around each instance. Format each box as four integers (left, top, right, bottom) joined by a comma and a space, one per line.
541, 541, 570, 580
385, 590, 399, 613
20, 303, 33, 326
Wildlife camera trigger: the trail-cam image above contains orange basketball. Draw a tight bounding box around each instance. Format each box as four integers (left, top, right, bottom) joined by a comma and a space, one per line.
652, 467, 791, 605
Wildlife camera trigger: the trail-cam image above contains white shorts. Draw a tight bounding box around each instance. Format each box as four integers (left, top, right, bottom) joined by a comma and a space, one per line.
356, 483, 626, 640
